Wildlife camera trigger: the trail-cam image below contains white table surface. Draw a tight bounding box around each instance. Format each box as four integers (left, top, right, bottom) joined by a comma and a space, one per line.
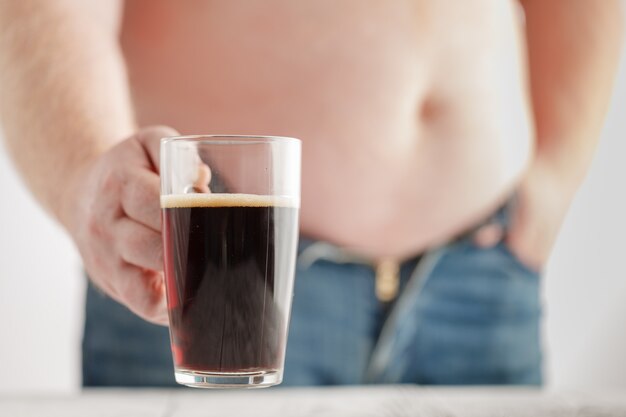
2, 386, 626, 417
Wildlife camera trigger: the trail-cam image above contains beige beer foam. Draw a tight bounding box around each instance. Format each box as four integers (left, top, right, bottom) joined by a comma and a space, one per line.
161, 193, 299, 208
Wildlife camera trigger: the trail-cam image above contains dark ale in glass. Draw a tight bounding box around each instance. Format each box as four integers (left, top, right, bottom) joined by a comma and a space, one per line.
162, 193, 298, 374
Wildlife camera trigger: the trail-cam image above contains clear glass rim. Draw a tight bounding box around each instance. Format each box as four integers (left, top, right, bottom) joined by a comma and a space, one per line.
161, 134, 300, 145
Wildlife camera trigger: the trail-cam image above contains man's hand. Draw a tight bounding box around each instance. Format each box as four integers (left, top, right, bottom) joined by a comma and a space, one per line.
63, 126, 178, 325
474, 157, 576, 272
505, 158, 576, 272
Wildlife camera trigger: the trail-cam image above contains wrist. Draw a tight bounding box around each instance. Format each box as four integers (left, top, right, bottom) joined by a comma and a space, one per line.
54, 157, 97, 235
529, 147, 589, 197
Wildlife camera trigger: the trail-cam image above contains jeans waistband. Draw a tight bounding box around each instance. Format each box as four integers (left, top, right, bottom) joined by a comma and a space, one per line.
297, 196, 516, 270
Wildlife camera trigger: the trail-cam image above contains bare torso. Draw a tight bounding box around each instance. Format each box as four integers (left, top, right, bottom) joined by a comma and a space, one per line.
121, 0, 533, 260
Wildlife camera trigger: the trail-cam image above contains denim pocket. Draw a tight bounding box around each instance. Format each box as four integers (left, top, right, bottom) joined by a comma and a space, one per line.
400, 239, 543, 385
498, 240, 542, 276
423, 239, 541, 320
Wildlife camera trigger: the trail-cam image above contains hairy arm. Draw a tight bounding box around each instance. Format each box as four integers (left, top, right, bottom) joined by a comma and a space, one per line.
507, 0, 623, 269
0, 0, 177, 324
0, 0, 134, 227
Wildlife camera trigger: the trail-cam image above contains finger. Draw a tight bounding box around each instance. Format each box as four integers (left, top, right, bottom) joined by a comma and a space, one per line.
88, 276, 120, 302
121, 169, 161, 231
473, 223, 505, 248
134, 125, 180, 172
192, 163, 212, 193
116, 263, 169, 326
116, 217, 164, 271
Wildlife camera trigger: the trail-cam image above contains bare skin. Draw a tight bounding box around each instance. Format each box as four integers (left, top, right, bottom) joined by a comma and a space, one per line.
121, 0, 534, 260
0, 0, 622, 324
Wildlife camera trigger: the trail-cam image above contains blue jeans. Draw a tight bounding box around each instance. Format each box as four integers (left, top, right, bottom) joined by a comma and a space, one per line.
82, 201, 542, 386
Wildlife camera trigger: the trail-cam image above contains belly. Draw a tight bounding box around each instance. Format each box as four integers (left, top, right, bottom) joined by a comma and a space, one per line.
121, 0, 533, 259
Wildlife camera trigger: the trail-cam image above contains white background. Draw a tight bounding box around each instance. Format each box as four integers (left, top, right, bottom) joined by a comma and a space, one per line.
1, 45, 626, 396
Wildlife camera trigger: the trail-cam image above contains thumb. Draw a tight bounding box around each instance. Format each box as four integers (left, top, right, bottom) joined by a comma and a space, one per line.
134, 125, 180, 172
473, 222, 505, 248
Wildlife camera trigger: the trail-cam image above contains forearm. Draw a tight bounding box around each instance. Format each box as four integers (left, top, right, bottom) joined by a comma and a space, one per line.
0, 0, 135, 227
521, 0, 623, 189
